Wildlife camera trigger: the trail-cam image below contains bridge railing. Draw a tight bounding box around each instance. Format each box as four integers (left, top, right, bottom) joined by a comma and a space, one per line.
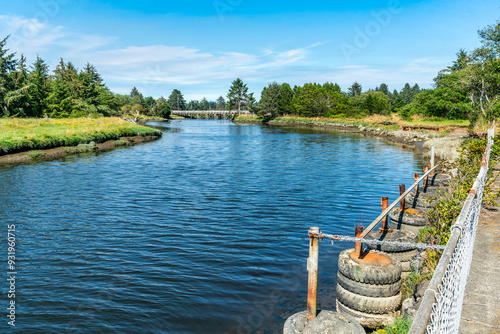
171, 110, 251, 115
409, 123, 495, 334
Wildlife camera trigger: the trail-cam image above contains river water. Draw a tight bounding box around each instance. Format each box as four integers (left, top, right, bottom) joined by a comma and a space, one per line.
0, 120, 424, 333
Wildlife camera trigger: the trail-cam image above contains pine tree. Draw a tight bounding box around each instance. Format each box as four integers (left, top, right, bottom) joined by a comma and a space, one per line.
167, 89, 186, 110
0, 36, 18, 116
347, 81, 362, 97
227, 78, 250, 112
28, 56, 50, 117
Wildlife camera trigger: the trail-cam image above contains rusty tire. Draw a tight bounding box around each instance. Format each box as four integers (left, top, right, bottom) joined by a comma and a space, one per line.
337, 271, 401, 298
389, 207, 427, 226
337, 249, 402, 285
365, 230, 418, 252
336, 284, 402, 314
405, 192, 438, 209
428, 173, 451, 186
336, 300, 394, 329
387, 249, 418, 263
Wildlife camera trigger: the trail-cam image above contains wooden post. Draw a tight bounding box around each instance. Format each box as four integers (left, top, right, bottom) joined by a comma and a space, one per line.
307, 227, 320, 320
380, 197, 389, 231
399, 184, 406, 211
414, 174, 419, 194
424, 166, 429, 187
431, 147, 435, 176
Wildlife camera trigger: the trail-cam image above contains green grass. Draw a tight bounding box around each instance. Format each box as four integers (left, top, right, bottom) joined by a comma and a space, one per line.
0, 117, 161, 155
26, 150, 46, 159
377, 316, 413, 334
235, 114, 471, 129
113, 139, 127, 147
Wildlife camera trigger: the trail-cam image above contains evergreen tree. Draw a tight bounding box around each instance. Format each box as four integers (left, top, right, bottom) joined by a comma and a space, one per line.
227, 78, 250, 112
200, 97, 209, 110
28, 56, 49, 117
0, 36, 18, 116
347, 81, 362, 97
167, 89, 186, 110
5, 54, 31, 116
216, 96, 225, 109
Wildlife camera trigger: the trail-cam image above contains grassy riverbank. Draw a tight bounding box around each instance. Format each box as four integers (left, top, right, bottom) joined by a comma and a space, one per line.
234, 114, 470, 130
0, 117, 162, 155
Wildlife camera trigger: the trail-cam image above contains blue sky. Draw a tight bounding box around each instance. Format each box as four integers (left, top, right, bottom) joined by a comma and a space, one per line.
1, 0, 499, 101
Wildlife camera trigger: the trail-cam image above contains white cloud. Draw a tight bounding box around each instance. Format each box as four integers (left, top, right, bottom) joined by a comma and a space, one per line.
0, 14, 445, 98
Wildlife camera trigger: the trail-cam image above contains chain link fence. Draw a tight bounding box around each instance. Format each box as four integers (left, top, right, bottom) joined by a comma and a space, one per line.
410, 124, 495, 334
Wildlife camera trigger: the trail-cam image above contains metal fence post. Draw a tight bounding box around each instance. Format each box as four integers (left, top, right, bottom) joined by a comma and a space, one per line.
354, 225, 363, 258
399, 184, 405, 211
307, 227, 320, 320
380, 197, 389, 231
424, 166, 429, 187
431, 146, 435, 176
414, 173, 419, 194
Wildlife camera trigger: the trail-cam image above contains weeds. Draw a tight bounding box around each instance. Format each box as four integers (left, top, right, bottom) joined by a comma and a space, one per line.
427, 136, 499, 244
401, 250, 440, 300
377, 316, 413, 334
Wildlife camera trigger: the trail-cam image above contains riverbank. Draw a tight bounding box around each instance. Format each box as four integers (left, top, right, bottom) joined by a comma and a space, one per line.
0, 117, 162, 164
234, 114, 470, 168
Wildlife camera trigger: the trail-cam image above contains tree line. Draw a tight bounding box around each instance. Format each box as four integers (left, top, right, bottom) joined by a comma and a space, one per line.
0, 18, 498, 121
402, 20, 500, 123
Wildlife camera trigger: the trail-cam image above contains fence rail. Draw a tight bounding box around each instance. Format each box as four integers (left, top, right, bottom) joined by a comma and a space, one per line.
409, 123, 495, 334
171, 110, 250, 116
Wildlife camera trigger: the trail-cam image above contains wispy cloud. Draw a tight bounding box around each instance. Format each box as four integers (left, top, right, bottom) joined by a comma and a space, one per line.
0, 14, 445, 98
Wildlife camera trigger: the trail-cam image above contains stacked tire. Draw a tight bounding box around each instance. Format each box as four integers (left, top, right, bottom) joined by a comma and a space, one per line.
405, 174, 451, 212
365, 230, 418, 278
336, 249, 402, 329
388, 207, 427, 235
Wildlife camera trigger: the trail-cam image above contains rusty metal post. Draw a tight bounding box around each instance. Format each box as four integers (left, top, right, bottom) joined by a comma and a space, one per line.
430, 146, 435, 176
399, 184, 405, 211
424, 166, 429, 187
307, 227, 320, 320
414, 173, 419, 194
354, 225, 363, 258
380, 197, 389, 231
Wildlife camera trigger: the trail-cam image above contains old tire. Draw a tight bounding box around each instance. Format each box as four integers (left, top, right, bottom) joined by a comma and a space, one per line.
336, 300, 394, 329
417, 185, 449, 195
387, 249, 418, 263
337, 271, 401, 298
338, 249, 402, 285
386, 249, 418, 272
389, 207, 427, 226
283, 310, 366, 334
365, 230, 418, 252
389, 220, 426, 235
405, 192, 438, 209
336, 284, 402, 314
428, 173, 451, 186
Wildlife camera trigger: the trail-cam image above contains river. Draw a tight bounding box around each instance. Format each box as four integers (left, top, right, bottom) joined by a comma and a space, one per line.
0, 120, 424, 333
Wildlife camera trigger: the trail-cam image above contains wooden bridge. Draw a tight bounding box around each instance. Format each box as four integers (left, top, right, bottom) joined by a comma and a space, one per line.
171, 110, 251, 118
